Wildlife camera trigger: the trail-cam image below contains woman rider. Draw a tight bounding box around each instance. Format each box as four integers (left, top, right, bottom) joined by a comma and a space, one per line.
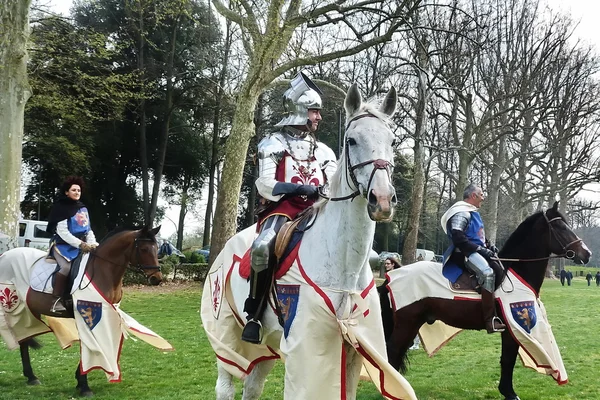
46, 176, 98, 312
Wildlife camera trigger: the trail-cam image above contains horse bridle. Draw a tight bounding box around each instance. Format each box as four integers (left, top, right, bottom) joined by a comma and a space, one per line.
130, 237, 161, 274
496, 210, 582, 263
543, 211, 582, 260
328, 113, 394, 202
89, 237, 161, 275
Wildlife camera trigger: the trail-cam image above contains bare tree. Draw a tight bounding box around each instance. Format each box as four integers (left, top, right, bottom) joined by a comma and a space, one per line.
208, 0, 422, 259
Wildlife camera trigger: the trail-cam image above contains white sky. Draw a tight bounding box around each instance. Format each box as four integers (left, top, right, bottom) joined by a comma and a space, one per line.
44, 0, 600, 236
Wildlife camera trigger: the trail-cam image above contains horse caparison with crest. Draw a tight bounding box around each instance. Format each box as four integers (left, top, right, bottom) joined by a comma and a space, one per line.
0, 226, 162, 397
383, 202, 591, 400
201, 84, 418, 400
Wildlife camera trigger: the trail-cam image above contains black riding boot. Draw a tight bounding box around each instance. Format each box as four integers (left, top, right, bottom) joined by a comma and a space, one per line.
482, 289, 506, 333
241, 269, 270, 344
51, 272, 68, 313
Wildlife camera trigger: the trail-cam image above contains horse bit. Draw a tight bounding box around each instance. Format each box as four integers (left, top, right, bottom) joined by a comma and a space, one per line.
327, 113, 394, 202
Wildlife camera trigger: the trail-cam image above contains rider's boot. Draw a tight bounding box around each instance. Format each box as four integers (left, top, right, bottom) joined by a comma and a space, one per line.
51, 272, 68, 313
241, 269, 269, 344
482, 289, 506, 333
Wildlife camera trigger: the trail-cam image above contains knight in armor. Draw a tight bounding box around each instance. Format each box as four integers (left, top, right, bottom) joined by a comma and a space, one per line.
440, 184, 506, 333
46, 176, 98, 312
241, 71, 337, 344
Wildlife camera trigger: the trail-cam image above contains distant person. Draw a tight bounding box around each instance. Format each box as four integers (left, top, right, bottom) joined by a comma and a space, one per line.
560, 269, 566, 286
378, 256, 401, 339
566, 270, 573, 286
586, 272, 593, 286
596, 271, 600, 287
417, 254, 424, 261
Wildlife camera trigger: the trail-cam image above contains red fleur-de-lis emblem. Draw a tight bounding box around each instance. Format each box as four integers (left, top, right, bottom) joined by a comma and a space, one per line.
0, 287, 20, 313
212, 276, 221, 312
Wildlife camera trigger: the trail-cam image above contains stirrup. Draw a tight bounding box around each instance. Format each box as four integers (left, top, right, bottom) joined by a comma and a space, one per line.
488, 316, 506, 333
51, 297, 66, 313
241, 318, 263, 344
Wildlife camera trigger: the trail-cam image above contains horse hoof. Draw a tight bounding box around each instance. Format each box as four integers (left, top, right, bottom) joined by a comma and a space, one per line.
79, 389, 94, 397
504, 396, 520, 400
27, 378, 41, 386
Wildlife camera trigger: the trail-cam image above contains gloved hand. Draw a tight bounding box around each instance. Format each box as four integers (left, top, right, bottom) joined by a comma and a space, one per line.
488, 244, 499, 254
80, 242, 94, 253
476, 246, 495, 260
295, 184, 319, 198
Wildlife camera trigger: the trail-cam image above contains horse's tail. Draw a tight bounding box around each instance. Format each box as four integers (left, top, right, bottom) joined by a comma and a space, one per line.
22, 338, 42, 350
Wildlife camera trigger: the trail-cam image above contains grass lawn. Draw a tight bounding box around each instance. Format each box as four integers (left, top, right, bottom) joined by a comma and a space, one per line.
1, 278, 599, 399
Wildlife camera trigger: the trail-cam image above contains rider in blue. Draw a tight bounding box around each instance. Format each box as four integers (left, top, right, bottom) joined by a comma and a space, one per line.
47, 176, 98, 312
441, 184, 506, 333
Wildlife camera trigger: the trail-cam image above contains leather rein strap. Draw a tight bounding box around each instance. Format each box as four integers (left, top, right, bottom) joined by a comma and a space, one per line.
328, 113, 394, 202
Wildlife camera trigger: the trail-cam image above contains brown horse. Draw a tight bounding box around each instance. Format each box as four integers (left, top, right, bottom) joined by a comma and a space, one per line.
0, 226, 162, 397
384, 202, 591, 400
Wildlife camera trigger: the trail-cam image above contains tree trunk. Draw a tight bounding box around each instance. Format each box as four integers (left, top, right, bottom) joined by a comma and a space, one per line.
136, 2, 150, 225
209, 87, 260, 262
149, 14, 179, 224
0, 0, 32, 253
402, 32, 429, 265
176, 181, 189, 250
203, 20, 232, 247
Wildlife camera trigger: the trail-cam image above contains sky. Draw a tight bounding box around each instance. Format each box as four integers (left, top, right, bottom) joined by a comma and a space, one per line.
44, 0, 600, 236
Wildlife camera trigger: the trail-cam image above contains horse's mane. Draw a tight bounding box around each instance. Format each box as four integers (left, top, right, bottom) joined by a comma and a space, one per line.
322, 100, 393, 202
500, 212, 543, 254
101, 225, 155, 243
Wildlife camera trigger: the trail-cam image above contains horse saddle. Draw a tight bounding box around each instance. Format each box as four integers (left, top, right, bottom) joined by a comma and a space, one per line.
443, 261, 505, 293
29, 253, 84, 298
274, 207, 316, 262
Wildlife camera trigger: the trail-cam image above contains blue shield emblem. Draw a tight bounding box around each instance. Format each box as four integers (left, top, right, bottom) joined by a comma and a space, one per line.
77, 300, 102, 331
276, 284, 300, 339
510, 301, 537, 334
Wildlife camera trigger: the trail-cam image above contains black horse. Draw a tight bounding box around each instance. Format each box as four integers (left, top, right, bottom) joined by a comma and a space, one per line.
383, 202, 591, 400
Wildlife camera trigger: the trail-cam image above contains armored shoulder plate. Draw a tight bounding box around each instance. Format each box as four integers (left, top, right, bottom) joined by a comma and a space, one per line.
258, 133, 286, 162
448, 211, 471, 232
314, 141, 336, 163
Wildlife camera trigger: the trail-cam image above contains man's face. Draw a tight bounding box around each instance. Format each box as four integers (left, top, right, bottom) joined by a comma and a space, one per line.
307, 109, 322, 132
470, 187, 485, 207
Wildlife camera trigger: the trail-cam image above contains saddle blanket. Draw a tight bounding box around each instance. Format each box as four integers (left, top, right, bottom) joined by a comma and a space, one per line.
29, 253, 89, 294
387, 263, 567, 384
202, 225, 417, 400
73, 273, 174, 382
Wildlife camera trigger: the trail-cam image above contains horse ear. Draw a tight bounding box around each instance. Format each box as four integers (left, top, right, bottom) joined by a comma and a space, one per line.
379, 86, 397, 117
344, 83, 362, 117
552, 201, 559, 211
150, 225, 161, 236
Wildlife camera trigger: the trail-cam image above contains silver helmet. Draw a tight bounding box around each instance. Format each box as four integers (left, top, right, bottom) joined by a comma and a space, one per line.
274, 71, 323, 127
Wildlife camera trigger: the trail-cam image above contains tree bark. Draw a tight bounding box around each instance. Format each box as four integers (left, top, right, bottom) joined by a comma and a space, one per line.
209, 87, 260, 262
203, 20, 232, 247
0, 0, 32, 253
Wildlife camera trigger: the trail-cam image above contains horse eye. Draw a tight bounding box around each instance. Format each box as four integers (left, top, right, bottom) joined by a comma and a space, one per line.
347, 137, 357, 146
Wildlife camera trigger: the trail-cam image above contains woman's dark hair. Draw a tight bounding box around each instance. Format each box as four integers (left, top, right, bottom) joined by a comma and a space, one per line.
386, 257, 401, 269
61, 176, 85, 193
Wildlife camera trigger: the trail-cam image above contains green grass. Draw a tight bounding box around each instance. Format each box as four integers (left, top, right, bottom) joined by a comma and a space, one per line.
1, 279, 599, 399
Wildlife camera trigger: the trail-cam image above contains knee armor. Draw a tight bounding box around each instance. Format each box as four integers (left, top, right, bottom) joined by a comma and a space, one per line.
465, 252, 495, 292
251, 216, 286, 273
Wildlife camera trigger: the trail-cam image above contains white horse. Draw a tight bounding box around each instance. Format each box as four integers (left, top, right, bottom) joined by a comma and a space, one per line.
201, 84, 416, 400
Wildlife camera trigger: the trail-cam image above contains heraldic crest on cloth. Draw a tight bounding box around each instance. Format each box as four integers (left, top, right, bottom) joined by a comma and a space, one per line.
0, 285, 20, 313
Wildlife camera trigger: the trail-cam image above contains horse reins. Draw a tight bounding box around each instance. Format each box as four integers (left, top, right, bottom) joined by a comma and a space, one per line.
495, 210, 581, 263
326, 113, 394, 202
87, 237, 161, 275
